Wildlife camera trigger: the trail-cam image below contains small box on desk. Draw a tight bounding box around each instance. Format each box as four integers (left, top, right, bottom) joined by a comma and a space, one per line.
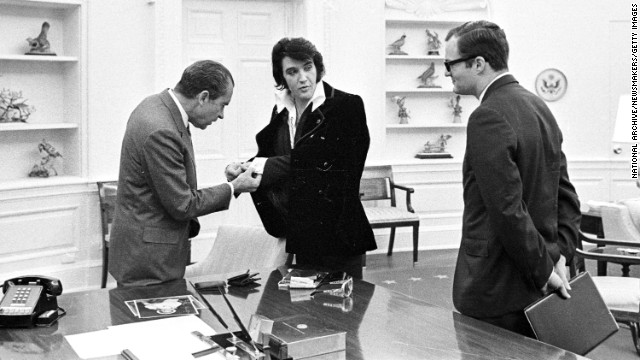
267, 314, 345, 360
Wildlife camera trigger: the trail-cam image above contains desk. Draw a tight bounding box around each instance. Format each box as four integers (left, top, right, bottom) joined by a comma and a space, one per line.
0, 269, 587, 360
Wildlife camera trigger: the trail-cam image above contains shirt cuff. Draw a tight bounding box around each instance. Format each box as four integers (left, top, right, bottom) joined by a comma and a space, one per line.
227, 181, 234, 197
251, 157, 268, 175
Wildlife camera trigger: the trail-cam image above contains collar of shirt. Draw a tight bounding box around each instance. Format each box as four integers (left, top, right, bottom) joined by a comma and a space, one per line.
479, 72, 511, 102
168, 88, 189, 129
274, 80, 326, 116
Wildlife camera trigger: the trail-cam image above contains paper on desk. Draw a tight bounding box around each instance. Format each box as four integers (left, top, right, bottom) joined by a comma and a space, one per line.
65, 330, 123, 359
65, 315, 217, 359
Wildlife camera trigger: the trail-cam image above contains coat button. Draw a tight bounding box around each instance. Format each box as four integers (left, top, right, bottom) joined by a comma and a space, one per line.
316, 119, 321, 124
323, 162, 329, 166
310, 134, 314, 138
320, 136, 325, 140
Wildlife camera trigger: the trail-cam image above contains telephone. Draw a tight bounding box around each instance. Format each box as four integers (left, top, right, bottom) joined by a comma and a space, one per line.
0, 276, 64, 327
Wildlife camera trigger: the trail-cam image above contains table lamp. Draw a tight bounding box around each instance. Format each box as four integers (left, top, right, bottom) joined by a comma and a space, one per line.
612, 94, 633, 154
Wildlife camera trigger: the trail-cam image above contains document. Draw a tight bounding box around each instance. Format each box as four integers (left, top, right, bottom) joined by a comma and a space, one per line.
65, 315, 218, 359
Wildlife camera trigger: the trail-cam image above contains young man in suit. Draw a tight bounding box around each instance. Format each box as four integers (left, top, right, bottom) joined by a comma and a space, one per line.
445, 21, 581, 337
227, 37, 376, 279
109, 60, 261, 287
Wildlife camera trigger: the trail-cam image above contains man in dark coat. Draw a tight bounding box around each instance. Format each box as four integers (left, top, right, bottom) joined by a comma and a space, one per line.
227, 37, 376, 278
445, 21, 581, 337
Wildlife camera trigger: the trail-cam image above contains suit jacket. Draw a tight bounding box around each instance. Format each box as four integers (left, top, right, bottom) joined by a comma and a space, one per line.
452, 75, 581, 318
109, 89, 232, 287
251, 82, 376, 256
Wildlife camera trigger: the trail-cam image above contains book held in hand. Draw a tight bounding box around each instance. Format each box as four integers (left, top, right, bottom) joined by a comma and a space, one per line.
524, 272, 619, 355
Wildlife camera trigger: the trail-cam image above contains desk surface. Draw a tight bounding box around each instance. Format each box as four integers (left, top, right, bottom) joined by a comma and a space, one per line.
0, 269, 587, 360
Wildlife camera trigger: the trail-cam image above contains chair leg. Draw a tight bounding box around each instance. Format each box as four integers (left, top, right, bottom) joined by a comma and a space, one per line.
412, 224, 419, 265
629, 321, 640, 356
387, 227, 396, 256
101, 245, 108, 289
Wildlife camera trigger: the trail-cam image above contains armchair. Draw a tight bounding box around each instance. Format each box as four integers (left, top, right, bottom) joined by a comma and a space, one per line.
574, 231, 640, 356
584, 200, 640, 276
360, 165, 420, 263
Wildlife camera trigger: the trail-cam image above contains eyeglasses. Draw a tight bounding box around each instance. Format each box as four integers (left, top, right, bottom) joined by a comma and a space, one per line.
311, 276, 353, 298
444, 55, 477, 72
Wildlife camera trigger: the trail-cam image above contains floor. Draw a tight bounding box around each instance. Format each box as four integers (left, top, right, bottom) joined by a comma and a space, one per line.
363, 249, 639, 360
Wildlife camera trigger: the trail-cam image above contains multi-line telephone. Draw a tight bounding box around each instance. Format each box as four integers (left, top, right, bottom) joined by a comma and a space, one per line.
0, 276, 64, 327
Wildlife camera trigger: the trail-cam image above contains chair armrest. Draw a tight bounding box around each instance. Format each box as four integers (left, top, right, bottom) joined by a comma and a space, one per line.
581, 231, 640, 247
390, 181, 415, 213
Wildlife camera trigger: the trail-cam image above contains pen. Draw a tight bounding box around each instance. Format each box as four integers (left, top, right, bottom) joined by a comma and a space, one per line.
188, 280, 230, 329
121, 349, 140, 360
219, 291, 261, 355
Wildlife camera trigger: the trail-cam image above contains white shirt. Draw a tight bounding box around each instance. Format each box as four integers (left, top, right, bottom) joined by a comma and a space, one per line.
168, 88, 235, 195
252, 81, 327, 175
479, 72, 511, 102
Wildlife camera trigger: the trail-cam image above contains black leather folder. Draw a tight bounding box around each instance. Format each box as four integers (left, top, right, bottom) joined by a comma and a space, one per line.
524, 271, 619, 355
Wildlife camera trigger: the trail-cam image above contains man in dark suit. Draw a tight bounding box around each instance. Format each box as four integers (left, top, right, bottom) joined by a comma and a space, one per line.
227, 37, 376, 279
445, 21, 581, 337
109, 60, 261, 287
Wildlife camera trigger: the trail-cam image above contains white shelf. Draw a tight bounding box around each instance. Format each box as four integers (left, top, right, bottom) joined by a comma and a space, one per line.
387, 88, 454, 94
0, 123, 78, 131
386, 124, 466, 129
0, 54, 78, 62
386, 19, 465, 26
0, 175, 87, 192
0, 0, 81, 8
386, 55, 444, 61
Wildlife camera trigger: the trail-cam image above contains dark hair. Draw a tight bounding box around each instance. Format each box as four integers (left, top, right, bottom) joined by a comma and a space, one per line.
174, 60, 234, 99
445, 20, 509, 71
272, 37, 325, 90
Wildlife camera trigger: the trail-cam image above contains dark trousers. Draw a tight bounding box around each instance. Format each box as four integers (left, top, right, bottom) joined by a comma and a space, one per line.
474, 310, 536, 338
293, 253, 364, 279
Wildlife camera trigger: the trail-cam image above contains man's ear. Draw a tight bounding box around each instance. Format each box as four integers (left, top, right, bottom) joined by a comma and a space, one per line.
197, 90, 210, 104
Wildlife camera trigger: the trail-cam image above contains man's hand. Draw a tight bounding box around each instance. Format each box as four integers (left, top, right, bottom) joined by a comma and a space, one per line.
553, 254, 571, 291
225, 162, 249, 182
230, 165, 261, 193
542, 255, 571, 299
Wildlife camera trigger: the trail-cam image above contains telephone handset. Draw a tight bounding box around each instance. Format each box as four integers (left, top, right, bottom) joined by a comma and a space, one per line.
0, 276, 64, 327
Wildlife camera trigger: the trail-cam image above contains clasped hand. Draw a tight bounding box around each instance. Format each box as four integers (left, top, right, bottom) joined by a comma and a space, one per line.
226, 162, 260, 193
541, 254, 571, 299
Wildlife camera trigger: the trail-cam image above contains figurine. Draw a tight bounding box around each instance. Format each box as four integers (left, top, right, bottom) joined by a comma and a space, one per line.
0, 89, 35, 123
26, 21, 56, 56
425, 29, 441, 55
391, 96, 410, 124
415, 134, 453, 159
448, 95, 462, 123
417, 62, 440, 88
388, 34, 408, 55
422, 134, 451, 153
28, 139, 62, 178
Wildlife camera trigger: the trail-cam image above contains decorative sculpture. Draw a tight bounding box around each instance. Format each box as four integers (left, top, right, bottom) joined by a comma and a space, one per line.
448, 95, 462, 123
26, 21, 56, 56
28, 139, 62, 178
417, 62, 440, 88
425, 29, 441, 55
391, 96, 410, 124
415, 134, 453, 159
388, 34, 408, 55
0, 89, 35, 123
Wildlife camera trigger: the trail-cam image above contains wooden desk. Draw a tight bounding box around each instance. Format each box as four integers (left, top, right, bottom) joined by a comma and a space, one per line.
0, 269, 588, 359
